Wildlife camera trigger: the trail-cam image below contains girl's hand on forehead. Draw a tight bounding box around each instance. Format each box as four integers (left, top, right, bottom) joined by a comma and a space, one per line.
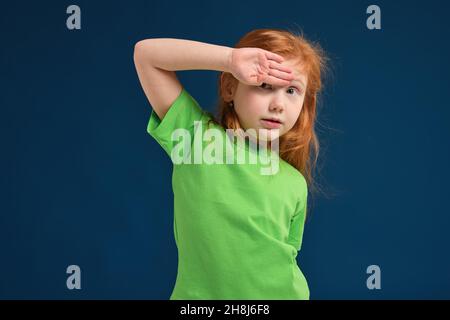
228, 47, 295, 87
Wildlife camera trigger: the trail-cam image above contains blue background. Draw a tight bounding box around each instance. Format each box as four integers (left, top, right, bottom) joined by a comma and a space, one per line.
1, 0, 449, 299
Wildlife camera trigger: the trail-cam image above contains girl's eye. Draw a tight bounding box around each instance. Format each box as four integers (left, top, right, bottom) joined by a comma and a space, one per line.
287, 87, 301, 95
261, 83, 300, 95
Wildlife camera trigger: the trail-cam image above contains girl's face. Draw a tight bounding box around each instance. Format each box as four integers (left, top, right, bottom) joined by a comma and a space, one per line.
232, 60, 308, 143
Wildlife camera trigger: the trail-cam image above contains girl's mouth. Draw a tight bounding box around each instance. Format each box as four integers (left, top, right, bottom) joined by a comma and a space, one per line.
260, 119, 282, 129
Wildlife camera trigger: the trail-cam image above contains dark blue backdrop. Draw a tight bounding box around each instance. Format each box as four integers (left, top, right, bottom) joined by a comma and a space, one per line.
1, 0, 449, 299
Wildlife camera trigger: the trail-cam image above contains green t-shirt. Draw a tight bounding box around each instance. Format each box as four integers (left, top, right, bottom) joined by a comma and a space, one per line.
147, 87, 309, 300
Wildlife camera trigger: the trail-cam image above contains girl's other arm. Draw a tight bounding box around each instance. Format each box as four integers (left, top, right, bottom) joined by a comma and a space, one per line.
133, 38, 232, 120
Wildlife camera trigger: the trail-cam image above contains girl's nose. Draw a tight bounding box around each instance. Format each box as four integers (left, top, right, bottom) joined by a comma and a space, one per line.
269, 89, 286, 112
269, 96, 284, 113
269, 103, 284, 113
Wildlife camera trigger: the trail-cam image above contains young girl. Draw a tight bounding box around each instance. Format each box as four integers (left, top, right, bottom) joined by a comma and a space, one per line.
133, 28, 328, 300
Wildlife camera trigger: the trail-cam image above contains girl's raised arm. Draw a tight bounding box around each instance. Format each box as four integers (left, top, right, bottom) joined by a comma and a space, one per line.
133, 38, 232, 120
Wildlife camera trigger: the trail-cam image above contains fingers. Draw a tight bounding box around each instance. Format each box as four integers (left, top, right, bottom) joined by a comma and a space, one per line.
265, 51, 285, 63
268, 60, 293, 74
265, 75, 292, 87
268, 68, 294, 82
267, 60, 295, 84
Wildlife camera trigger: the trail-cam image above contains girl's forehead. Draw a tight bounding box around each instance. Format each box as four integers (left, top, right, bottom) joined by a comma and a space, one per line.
281, 60, 308, 87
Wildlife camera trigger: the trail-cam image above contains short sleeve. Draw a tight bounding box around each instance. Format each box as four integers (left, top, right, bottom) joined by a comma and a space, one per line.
146, 87, 209, 157
287, 195, 307, 252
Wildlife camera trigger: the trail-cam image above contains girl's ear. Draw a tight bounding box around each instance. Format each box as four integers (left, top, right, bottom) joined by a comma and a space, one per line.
220, 72, 236, 102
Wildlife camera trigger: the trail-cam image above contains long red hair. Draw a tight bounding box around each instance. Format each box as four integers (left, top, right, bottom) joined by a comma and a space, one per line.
208, 28, 329, 196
